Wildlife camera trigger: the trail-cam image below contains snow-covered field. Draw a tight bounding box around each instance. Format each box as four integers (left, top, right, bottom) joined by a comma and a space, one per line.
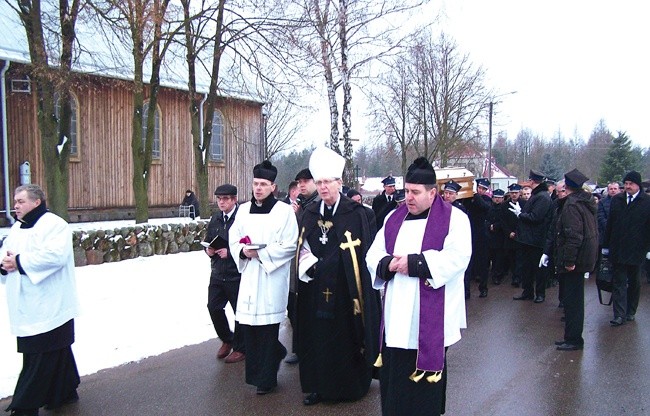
0, 217, 230, 400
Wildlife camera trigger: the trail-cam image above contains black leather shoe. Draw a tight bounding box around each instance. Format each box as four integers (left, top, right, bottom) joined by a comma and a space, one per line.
257, 386, 275, 395
556, 343, 583, 351
626, 315, 635, 321
554, 340, 565, 346
303, 393, 322, 406
479, 290, 488, 298
533, 295, 545, 303
513, 293, 534, 300
610, 317, 625, 326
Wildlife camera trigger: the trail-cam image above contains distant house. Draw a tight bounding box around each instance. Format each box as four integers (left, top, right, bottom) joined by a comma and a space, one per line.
0, 3, 264, 225
481, 158, 519, 191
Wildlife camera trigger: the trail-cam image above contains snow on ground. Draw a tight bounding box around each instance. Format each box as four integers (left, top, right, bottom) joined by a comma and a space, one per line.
0, 218, 232, 400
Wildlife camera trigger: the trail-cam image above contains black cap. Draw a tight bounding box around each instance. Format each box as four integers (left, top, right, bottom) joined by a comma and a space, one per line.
493, 189, 506, 197
394, 189, 405, 202
443, 180, 461, 193
253, 160, 277, 182
508, 183, 522, 191
405, 157, 436, 185
564, 169, 588, 189
382, 176, 396, 186
294, 168, 313, 181
623, 171, 642, 188
476, 178, 490, 189
346, 189, 361, 198
215, 184, 237, 196
529, 169, 546, 182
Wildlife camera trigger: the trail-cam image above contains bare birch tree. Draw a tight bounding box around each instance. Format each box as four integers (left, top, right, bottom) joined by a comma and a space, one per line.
284, 0, 427, 183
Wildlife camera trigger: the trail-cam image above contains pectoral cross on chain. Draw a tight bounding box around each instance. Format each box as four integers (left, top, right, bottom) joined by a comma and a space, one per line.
322, 288, 333, 302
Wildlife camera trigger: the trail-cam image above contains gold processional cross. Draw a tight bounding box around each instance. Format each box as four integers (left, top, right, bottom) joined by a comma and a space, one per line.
339, 230, 364, 320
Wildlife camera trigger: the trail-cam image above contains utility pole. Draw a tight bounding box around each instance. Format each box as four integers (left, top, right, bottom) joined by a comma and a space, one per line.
486, 91, 517, 185
488, 101, 493, 183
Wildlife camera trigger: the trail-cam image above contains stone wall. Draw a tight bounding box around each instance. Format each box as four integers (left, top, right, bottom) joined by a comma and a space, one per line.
72, 221, 209, 267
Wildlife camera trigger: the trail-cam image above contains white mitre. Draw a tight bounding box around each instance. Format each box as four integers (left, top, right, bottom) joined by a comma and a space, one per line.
309, 146, 346, 180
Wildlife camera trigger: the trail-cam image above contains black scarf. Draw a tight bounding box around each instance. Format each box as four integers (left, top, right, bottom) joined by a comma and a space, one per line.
18, 201, 48, 229
249, 195, 278, 214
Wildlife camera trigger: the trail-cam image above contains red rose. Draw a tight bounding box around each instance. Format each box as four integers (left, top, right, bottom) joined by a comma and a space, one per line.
239, 236, 251, 244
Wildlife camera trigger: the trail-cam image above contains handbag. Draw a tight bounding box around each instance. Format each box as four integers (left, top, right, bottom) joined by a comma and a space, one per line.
596, 256, 613, 305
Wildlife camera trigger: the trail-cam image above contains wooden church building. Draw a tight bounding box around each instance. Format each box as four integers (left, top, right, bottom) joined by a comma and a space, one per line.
0, 3, 265, 226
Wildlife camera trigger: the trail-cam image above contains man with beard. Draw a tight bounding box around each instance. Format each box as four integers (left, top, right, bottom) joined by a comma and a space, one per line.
510, 170, 553, 303
366, 157, 471, 416
296, 147, 380, 406
1, 185, 81, 416
228, 160, 298, 395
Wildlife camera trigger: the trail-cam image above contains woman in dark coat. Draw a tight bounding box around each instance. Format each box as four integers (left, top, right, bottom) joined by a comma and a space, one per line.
181, 190, 200, 219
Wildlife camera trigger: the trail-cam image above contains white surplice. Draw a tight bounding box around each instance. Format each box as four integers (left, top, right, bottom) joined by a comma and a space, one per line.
366, 206, 471, 349
229, 201, 298, 326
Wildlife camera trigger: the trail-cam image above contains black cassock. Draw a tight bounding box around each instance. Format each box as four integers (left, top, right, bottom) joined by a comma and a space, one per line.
296, 195, 381, 401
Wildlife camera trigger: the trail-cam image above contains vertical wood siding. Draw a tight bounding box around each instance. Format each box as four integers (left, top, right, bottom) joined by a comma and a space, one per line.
1, 64, 264, 218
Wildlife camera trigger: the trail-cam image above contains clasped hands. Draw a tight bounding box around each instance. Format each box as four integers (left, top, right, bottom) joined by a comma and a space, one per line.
1, 251, 17, 272
388, 255, 409, 275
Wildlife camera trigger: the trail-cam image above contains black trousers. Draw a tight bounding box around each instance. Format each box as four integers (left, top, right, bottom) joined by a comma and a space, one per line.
520, 244, 545, 297
207, 279, 244, 353
287, 291, 297, 353
488, 247, 507, 282
472, 241, 489, 292
241, 324, 286, 390
560, 271, 584, 345
612, 263, 641, 319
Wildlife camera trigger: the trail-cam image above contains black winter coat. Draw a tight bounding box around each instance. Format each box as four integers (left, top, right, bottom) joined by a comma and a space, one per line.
603, 191, 650, 265
515, 183, 553, 248
205, 206, 240, 281
371, 192, 397, 230
181, 191, 201, 218
464, 193, 492, 244
553, 190, 598, 273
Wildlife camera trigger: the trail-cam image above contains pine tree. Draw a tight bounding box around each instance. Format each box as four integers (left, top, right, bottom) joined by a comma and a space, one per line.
598, 132, 640, 184
539, 153, 562, 182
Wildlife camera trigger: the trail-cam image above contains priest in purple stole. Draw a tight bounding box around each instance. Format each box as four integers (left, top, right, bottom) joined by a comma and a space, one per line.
366, 157, 471, 416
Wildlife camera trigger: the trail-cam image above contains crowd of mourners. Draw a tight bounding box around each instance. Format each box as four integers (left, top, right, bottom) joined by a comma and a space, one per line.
2, 148, 649, 416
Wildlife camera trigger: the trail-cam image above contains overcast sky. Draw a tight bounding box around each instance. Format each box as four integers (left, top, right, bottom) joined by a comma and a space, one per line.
296, 1, 649, 149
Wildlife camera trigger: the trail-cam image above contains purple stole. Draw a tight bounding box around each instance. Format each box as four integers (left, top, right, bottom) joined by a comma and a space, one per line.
381, 195, 451, 383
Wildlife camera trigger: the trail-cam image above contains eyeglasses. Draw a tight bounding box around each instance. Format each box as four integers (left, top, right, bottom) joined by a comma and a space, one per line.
315, 178, 339, 186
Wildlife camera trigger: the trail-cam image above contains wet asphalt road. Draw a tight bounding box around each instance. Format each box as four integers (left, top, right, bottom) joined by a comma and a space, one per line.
2, 277, 649, 416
